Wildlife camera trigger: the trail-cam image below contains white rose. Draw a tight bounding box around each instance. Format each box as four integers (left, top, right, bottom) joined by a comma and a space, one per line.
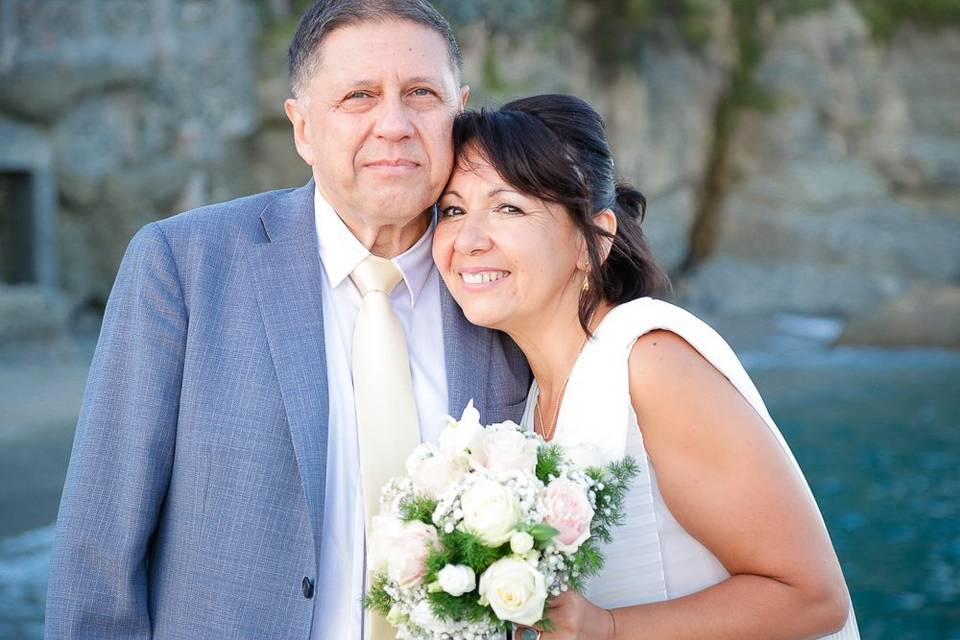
480, 427, 539, 477
439, 400, 486, 464
437, 563, 477, 597
405, 442, 434, 475
562, 442, 603, 469
386, 603, 405, 626
459, 478, 522, 546
368, 514, 405, 573
386, 520, 439, 587
509, 531, 535, 555
478, 557, 548, 626
409, 600, 446, 633
405, 443, 465, 499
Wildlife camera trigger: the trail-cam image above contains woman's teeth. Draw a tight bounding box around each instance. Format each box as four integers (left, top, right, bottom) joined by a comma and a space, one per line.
461, 271, 510, 284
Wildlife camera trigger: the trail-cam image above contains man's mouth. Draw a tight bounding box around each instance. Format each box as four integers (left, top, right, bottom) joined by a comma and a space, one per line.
366, 159, 419, 168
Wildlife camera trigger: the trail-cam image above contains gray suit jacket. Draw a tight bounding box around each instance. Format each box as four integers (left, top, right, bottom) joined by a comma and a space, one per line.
44, 182, 530, 639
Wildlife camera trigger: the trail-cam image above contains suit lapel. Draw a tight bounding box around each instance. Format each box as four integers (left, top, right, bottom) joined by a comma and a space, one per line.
247, 182, 329, 559
440, 280, 492, 421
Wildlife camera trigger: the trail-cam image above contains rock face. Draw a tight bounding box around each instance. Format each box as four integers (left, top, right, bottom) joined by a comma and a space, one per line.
0, 0, 958, 348
0, 0, 262, 315
680, 2, 960, 331
837, 286, 960, 349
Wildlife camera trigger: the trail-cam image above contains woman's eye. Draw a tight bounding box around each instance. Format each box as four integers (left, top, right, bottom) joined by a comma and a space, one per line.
440, 205, 464, 218
496, 204, 524, 215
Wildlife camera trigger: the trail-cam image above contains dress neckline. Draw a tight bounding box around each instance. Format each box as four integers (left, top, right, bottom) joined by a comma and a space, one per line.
527, 302, 633, 442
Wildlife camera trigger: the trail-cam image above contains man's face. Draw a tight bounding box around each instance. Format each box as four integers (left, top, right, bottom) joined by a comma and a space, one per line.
286, 20, 469, 234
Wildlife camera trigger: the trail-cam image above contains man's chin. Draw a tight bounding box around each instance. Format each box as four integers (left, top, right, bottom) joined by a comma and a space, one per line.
365, 190, 437, 220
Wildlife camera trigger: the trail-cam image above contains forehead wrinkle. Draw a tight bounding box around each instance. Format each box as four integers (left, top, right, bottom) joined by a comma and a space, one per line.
294, 17, 463, 95
335, 73, 447, 89
317, 27, 455, 75
406, 75, 445, 85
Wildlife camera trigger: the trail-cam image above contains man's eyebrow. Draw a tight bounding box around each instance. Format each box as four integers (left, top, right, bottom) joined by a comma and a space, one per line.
334, 77, 444, 91
406, 76, 443, 86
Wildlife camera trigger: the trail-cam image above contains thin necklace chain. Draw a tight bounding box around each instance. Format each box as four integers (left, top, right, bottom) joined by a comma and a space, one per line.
535, 376, 570, 443
535, 334, 589, 442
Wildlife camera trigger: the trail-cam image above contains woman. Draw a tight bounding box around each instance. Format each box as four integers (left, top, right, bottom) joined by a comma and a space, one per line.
432, 94, 860, 640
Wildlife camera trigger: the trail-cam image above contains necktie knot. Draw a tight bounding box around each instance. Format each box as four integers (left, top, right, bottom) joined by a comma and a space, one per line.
350, 255, 404, 297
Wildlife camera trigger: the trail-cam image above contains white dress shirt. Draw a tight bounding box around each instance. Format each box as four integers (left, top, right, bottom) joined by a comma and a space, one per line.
310, 189, 448, 639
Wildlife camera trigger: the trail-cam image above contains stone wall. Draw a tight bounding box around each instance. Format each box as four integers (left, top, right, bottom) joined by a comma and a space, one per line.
678, 3, 960, 348
0, 0, 302, 343
0, 0, 957, 347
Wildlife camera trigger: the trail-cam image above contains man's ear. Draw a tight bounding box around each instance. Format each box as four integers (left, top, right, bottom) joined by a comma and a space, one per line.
458, 84, 470, 111
284, 98, 314, 167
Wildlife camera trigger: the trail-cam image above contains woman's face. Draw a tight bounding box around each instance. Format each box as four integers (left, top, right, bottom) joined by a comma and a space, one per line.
433, 148, 586, 333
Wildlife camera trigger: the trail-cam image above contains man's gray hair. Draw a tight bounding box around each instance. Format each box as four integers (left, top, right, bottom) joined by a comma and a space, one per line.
288, 0, 463, 95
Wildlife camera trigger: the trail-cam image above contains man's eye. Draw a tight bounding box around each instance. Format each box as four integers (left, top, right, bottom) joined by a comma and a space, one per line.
440, 205, 464, 218
347, 91, 372, 100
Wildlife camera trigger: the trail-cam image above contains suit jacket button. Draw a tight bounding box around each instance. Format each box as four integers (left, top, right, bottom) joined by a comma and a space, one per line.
302, 577, 314, 599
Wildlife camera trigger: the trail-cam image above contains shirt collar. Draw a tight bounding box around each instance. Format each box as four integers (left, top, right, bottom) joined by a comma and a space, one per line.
313, 187, 435, 306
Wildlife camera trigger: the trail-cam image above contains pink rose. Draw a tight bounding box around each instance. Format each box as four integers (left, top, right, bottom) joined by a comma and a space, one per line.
542, 477, 594, 553
406, 443, 466, 499
386, 520, 439, 587
368, 514, 405, 573
480, 427, 539, 477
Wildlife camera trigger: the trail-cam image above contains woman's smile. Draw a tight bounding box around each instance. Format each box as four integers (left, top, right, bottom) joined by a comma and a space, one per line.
458, 268, 512, 287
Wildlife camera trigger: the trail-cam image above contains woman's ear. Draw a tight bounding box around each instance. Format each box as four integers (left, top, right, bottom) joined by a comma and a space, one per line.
595, 208, 617, 263
576, 208, 618, 272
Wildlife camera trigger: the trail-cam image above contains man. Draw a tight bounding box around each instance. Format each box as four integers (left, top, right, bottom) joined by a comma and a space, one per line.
44, 1, 529, 637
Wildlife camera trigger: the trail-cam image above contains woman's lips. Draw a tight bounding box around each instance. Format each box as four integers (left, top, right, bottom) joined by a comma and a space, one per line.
458, 269, 512, 287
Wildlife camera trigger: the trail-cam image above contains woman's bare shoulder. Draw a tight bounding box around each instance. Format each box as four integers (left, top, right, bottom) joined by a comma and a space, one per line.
627, 329, 719, 392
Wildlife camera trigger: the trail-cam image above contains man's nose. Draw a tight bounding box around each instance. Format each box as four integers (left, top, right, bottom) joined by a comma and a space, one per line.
453, 213, 493, 255
373, 95, 415, 140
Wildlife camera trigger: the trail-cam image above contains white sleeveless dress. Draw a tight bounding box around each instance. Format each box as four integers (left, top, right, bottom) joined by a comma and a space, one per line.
520, 298, 860, 639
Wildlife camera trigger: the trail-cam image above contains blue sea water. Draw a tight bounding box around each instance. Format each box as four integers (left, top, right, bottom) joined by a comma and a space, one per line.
749, 348, 960, 640
1, 347, 958, 639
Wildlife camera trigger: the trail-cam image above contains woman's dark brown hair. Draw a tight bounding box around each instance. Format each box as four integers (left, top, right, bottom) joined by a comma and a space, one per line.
452, 94, 671, 332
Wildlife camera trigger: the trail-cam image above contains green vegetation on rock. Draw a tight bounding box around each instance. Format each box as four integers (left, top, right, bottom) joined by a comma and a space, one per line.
573, 0, 714, 74
853, 0, 960, 38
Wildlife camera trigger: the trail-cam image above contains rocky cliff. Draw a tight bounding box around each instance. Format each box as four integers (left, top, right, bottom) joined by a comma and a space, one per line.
1, 0, 957, 347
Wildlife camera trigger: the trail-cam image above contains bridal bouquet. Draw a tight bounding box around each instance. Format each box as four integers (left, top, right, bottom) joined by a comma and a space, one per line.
363, 401, 639, 639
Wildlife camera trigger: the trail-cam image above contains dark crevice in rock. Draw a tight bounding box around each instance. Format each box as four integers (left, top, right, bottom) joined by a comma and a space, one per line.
678, 81, 734, 277
678, 1, 771, 277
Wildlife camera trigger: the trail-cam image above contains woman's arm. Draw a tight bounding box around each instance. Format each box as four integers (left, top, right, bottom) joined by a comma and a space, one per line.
542, 330, 850, 640
618, 330, 850, 638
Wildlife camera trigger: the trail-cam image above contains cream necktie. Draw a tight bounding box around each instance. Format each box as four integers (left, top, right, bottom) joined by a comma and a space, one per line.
350, 255, 421, 640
